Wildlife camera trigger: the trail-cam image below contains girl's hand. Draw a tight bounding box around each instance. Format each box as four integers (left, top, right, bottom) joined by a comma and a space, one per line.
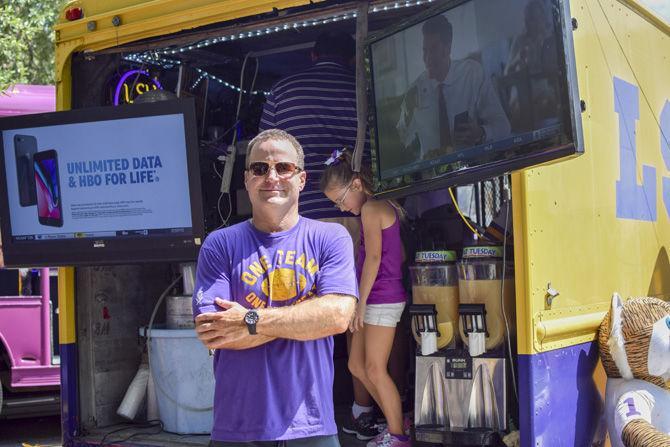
349, 302, 366, 332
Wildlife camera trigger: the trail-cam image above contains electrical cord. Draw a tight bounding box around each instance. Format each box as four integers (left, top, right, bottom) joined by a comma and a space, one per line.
144, 274, 214, 413
448, 187, 483, 238
99, 420, 164, 447
248, 56, 259, 104
202, 119, 241, 148
233, 53, 254, 129
217, 190, 232, 229
212, 161, 223, 179
216, 52, 258, 229
127, 63, 148, 102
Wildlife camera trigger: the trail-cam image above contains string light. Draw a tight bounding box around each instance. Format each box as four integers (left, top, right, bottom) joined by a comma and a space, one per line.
190, 72, 207, 90
124, 52, 181, 68
122, 54, 268, 95
192, 68, 268, 95
125, 0, 432, 93
130, 0, 430, 57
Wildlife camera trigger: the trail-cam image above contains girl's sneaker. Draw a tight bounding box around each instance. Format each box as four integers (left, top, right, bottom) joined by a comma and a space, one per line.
371, 414, 412, 440
367, 432, 411, 447
341, 411, 380, 441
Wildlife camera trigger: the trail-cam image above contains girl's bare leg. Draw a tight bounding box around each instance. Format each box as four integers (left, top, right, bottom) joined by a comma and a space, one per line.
365, 324, 403, 436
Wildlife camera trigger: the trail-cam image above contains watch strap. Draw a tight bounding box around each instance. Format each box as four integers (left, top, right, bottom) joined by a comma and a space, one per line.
245, 310, 258, 335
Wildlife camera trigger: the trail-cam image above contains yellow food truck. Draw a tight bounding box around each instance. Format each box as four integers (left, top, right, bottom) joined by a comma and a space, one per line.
0, 0, 667, 446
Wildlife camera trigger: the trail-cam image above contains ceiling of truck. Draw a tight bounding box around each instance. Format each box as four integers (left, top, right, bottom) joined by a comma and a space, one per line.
99, 0, 441, 90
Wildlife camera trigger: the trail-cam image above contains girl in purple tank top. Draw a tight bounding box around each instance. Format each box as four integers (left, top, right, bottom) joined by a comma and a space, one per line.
321, 149, 410, 447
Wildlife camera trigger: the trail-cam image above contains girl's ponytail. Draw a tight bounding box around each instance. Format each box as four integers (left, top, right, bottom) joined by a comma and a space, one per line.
319, 148, 373, 193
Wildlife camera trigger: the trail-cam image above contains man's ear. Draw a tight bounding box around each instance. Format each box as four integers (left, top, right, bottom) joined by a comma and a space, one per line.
352, 177, 363, 191
299, 170, 307, 191
244, 170, 251, 190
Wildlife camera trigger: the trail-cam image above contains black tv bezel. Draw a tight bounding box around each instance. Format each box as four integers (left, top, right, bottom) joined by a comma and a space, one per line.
0, 99, 205, 267
365, 0, 584, 199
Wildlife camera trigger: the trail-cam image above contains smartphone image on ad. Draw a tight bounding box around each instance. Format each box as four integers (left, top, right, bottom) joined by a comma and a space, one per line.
14, 134, 38, 206
33, 149, 63, 227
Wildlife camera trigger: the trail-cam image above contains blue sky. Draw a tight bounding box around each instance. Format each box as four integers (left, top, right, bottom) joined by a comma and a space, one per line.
639, 0, 670, 22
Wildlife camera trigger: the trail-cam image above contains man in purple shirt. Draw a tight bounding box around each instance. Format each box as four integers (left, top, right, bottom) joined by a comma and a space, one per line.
193, 129, 358, 446
258, 35, 381, 440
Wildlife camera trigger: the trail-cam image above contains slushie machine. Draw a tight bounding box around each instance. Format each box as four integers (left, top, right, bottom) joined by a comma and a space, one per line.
410, 247, 515, 446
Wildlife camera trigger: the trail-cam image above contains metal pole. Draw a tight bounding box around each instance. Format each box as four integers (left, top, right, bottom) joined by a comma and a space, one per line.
352, 0, 369, 172
40, 267, 52, 366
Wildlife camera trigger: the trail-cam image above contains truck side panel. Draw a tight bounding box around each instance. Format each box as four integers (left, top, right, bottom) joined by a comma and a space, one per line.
516, 0, 670, 445
519, 0, 670, 351
59, 267, 78, 445
518, 342, 607, 446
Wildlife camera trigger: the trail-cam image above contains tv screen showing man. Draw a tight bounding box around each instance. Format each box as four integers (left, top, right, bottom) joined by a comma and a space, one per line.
396, 14, 511, 162
369, 0, 570, 181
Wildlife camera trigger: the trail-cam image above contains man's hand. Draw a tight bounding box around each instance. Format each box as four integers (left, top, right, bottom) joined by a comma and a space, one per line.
214, 298, 248, 322
454, 118, 485, 147
195, 299, 258, 350
349, 302, 366, 333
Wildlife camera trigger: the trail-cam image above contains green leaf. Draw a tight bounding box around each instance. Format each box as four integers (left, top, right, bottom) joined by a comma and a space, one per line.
0, 0, 67, 90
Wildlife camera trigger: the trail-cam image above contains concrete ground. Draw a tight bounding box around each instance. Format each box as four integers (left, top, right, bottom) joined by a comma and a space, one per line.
0, 414, 61, 447
0, 410, 368, 447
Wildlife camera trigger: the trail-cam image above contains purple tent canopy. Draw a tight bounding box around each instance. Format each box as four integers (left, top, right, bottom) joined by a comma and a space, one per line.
0, 84, 55, 117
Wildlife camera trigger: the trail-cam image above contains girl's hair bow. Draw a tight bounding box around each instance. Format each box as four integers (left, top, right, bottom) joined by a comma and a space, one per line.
324, 148, 345, 166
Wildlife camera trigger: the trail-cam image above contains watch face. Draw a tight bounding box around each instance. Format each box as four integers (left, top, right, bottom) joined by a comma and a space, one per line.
245, 311, 259, 325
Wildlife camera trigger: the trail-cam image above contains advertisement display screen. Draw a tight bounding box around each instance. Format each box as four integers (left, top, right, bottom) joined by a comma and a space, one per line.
0, 100, 204, 266
367, 0, 583, 196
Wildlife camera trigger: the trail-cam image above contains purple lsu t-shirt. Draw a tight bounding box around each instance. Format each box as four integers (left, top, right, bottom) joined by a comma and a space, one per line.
192, 217, 358, 442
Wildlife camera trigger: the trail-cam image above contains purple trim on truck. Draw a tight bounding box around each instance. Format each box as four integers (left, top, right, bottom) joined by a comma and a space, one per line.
40, 266, 52, 366
0, 84, 55, 117
518, 341, 607, 447
60, 342, 79, 446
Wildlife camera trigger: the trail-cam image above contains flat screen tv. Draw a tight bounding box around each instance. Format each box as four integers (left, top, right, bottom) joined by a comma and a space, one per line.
0, 99, 205, 266
367, 0, 583, 197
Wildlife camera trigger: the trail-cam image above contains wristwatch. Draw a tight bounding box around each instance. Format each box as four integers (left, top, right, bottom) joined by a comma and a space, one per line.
244, 309, 259, 335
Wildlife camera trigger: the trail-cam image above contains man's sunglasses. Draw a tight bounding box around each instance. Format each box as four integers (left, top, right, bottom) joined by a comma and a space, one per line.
247, 161, 303, 178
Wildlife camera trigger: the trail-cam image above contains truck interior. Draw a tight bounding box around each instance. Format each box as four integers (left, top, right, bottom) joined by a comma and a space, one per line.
66, 1, 520, 445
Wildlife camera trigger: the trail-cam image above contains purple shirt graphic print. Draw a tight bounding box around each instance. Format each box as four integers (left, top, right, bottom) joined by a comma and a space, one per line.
193, 217, 358, 442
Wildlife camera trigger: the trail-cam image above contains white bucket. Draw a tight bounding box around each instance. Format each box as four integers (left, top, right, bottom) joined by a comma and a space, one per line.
144, 327, 214, 434
166, 295, 194, 329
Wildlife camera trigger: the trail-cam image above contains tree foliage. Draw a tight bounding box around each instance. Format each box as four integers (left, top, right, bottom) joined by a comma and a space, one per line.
0, 0, 67, 88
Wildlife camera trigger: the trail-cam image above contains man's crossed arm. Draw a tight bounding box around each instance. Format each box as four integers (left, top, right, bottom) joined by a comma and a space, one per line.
195, 294, 356, 350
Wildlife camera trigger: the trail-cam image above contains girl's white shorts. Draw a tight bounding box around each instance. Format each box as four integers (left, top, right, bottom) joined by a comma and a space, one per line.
364, 302, 406, 327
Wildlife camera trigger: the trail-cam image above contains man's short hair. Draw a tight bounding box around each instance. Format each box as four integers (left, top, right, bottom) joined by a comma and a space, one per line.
422, 14, 452, 48
247, 129, 305, 169
313, 31, 355, 61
